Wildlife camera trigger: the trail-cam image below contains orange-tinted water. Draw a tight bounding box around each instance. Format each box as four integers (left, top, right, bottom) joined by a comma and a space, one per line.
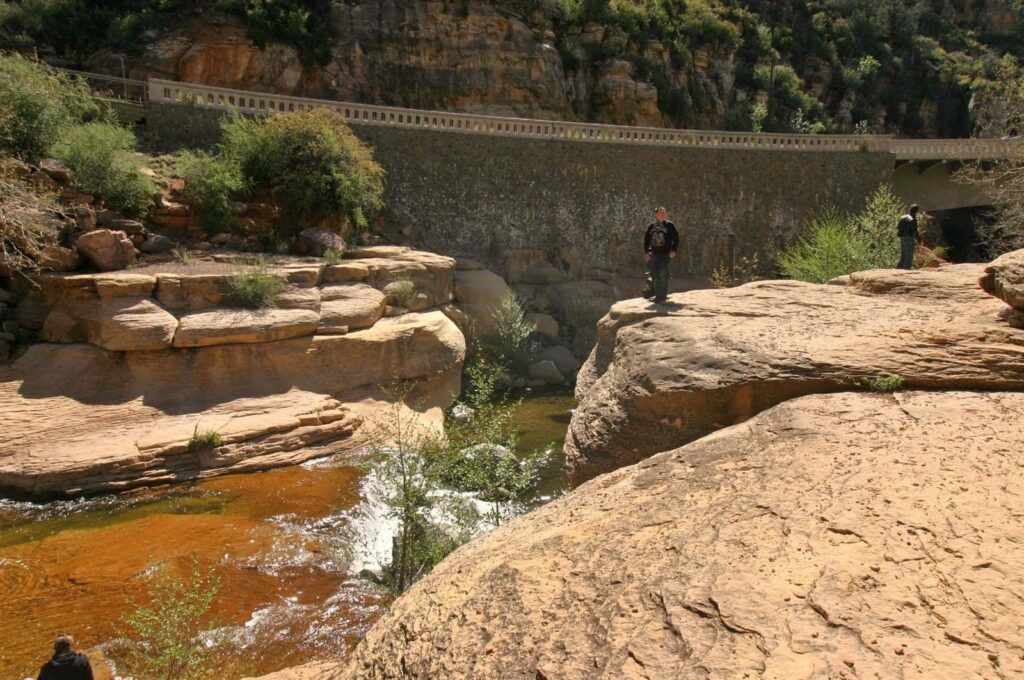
0, 391, 574, 679
0, 458, 388, 679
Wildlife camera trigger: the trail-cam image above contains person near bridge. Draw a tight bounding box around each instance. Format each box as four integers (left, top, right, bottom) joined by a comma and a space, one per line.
896, 204, 922, 270
643, 206, 680, 303
37, 635, 93, 680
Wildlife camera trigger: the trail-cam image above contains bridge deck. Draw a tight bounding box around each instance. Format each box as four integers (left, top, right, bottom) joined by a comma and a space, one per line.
59, 67, 1024, 162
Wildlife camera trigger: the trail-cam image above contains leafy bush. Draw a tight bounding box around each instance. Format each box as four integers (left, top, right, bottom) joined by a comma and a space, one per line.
710, 254, 762, 288
859, 373, 904, 393
188, 427, 223, 452
178, 150, 244, 233
384, 277, 416, 307
227, 266, 285, 308
221, 108, 385, 236
52, 121, 155, 217
776, 186, 903, 283
323, 248, 343, 265
113, 555, 224, 680
0, 53, 99, 161
487, 293, 537, 370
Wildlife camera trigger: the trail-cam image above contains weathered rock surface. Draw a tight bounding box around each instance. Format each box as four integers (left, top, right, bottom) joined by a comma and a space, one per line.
342, 391, 1024, 680
75, 229, 136, 272
0, 311, 465, 496
173, 308, 320, 347
248, 663, 343, 680
981, 247, 1024, 314
319, 284, 386, 333
298, 227, 345, 257
324, 247, 455, 310
568, 265, 1024, 484
452, 268, 513, 336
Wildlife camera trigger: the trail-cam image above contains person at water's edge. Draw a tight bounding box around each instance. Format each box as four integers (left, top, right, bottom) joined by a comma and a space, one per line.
896, 204, 922, 270
644, 206, 679, 303
37, 635, 93, 680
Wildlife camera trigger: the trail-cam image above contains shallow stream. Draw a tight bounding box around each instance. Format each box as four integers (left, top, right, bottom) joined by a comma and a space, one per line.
0, 391, 574, 679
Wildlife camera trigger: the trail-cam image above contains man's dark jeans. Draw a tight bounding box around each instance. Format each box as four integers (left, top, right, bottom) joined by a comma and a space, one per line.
897, 236, 916, 270
648, 253, 671, 301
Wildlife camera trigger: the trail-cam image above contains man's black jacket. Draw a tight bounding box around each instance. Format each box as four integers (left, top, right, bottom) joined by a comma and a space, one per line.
644, 220, 680, 256
37, 652, 94, 680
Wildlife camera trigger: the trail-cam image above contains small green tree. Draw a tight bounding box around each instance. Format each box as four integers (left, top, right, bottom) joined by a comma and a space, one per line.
52, 121, 155, 217
114, 555, 224, 680
178, 150, 245, 232
221, 108, 385, 236
776, 185, 904, 283
487, 293, 537, 370
0, 53, 99, 161
363, 399, 468, 594
437, 358, 546, 528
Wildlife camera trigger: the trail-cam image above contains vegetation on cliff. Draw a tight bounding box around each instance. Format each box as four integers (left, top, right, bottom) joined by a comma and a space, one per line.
2, 0, 1021, 136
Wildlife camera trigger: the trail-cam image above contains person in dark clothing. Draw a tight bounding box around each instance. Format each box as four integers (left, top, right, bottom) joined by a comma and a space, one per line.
643, 206, 680, 303
896, 204, 922, 270
37, 635, 93, 680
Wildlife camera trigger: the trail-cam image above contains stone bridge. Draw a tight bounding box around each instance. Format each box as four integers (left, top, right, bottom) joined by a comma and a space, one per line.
70, 70, 1024, 282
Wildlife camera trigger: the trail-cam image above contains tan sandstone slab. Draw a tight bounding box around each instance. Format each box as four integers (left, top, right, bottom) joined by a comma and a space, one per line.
0, 312, 465, 496
173, 308, 320, 348
568, 264, 1024, 484
341, 391, 1024, 680
981, 247, 1024, 310
319, 284, 386, 333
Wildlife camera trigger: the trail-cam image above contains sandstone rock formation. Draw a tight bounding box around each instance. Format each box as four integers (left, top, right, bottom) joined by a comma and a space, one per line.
0, 311, 464, 497
75, 229, 136, 272
451, 267, 514, 337
568, 264, 1024, 484
0, 248, 465, 497
981, 247, 1024, 328
342, 391, 1024, 680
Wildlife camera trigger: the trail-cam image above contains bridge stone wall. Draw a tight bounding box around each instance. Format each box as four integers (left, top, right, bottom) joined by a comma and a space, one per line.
146, 101, 893, 287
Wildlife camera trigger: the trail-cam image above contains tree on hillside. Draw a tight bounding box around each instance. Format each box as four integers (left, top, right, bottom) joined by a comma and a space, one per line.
958, 74, 1024, 257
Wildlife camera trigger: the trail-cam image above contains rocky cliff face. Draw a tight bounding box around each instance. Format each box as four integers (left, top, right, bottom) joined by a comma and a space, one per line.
70, 0, 1022, 137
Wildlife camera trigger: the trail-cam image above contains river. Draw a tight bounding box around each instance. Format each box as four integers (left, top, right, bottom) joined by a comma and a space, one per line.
0, 391, 574, 679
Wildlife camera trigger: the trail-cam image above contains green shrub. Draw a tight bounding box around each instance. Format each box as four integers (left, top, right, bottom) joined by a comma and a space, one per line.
52, 121, 155, 217
487, 293, 537, 370
221, 108, 385, 237
215, 0, 334, 65
227, 266, 285, 309
323, 248, 343, 265
776, 186, 903, 283
188, 427, 223, 452
859, 373, 904, 393
384, 277, 416, 307
113, 554, 225, 680
178, 150, 244, 233
0, 53, 99, 161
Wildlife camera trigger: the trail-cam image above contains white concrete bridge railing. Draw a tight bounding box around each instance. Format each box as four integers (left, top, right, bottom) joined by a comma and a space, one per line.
124, 76, 1013, 162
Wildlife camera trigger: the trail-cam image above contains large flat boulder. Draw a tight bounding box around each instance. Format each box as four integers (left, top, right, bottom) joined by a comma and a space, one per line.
568, 264, 1024, 484
324, 247, 455, 309
342, 391, 1024, 680
319, 284, 386, 333
173, 308, 320, 348
40, 298, 178, 351
75, 229, 136, 272
0, 311, 465, 497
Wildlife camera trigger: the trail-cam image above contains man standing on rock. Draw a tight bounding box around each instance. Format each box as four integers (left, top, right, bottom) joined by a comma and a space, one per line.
644, 206, 679, 303
36, 635, 93, 680
896, 204, 922, 270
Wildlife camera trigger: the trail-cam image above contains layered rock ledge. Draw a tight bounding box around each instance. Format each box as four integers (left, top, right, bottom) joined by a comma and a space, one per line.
0, 247, 467, 497
567, 263, 1024, 484
340, 390, 1024, 679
